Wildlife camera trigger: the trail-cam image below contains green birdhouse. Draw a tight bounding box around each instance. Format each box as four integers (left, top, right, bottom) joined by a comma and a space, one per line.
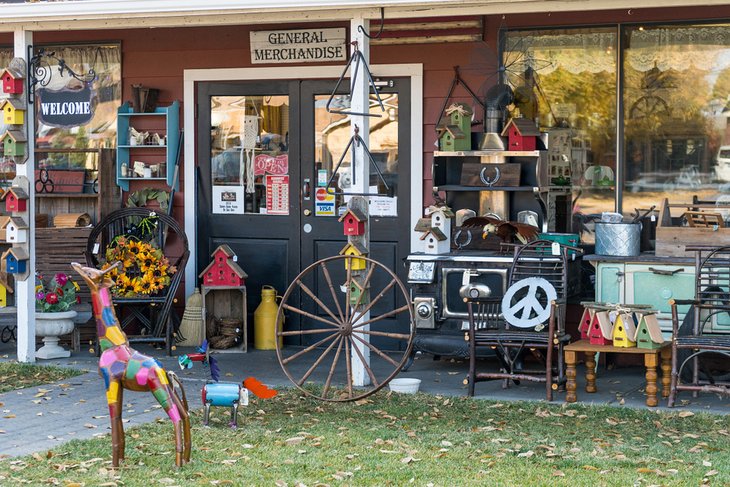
0, 130, 26, 157
349, 280, 369, 306
635, 313, 665, 349
437, 103, 472, 152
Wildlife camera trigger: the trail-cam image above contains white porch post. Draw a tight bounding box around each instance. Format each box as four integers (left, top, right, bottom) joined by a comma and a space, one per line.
350, 14, 370, 387
14, 29, 36, 363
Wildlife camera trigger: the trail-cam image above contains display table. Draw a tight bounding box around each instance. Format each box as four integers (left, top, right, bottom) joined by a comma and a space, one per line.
564, 339, 671, 407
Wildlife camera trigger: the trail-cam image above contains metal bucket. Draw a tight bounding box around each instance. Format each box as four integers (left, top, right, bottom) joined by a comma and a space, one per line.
595, 222, 641, 257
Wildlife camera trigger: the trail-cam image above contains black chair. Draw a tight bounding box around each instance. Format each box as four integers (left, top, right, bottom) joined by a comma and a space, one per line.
84, 207, 189, 355
669, 246, 730, 406
465, 240, 576, 400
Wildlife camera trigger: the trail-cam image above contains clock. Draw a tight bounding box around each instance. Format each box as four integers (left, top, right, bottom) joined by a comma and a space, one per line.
408, 261, 436, 283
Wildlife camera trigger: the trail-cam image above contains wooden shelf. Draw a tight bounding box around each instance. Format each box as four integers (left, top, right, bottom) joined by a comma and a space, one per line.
36, 193, 98, 199
434, 150, 541, 157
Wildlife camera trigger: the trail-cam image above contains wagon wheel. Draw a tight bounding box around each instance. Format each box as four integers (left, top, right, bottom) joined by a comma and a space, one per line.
275, 254, 415, 402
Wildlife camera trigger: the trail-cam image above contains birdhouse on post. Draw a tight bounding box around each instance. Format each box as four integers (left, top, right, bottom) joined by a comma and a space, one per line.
0, 130, 27, 157
339, 242, 368, 271
0, 67, 24, 95
635, 313, 665, 349
612, 312, 637, 348
199, 244, 248, 287
1, 186, 29, 212
338, 208, 367, 236
0, 99, 25, 125
436, 103, 472, 152
2, 216, 29, 243
3, 247, 28, 274
589, 310, 613, 345
420, 227, 449, 254
501, 118, 540, 151
348, 280, 369, 306
428, 205, 453, 241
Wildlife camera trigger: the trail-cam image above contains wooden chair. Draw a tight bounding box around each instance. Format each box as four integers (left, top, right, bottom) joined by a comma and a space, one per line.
84, 208, 189, 355
668, 246, 730, 406
465, 240, 575, 400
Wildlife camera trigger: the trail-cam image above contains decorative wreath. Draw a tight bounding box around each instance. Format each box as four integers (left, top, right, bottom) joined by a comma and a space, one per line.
102, 236, 177, 297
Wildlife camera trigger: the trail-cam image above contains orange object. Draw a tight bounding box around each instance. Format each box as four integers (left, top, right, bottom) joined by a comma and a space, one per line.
244, 377, 277, 399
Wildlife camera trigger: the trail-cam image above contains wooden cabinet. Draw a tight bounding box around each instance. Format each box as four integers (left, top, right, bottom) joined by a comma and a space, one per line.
116, 101, 180, 191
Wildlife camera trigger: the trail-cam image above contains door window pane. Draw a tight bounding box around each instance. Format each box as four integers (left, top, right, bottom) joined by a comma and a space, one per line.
210, 95, 290, 215
623, 24, 730, 220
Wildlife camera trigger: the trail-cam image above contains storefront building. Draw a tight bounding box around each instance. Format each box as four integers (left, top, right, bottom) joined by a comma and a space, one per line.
1, 0, 729, 359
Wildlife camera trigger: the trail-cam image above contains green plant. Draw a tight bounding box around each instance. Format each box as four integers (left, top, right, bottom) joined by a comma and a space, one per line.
126, 188, 169, 211
35, 272, 81, 312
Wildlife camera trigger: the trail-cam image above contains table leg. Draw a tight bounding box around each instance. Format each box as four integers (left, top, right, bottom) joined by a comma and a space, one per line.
660, 347, 671, 399
585, 352, 597, 393
565, 350, 577, 403
645, 352, 659, 407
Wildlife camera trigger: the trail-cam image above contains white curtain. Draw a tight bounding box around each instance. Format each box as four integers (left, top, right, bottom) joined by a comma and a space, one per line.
626, 25, 730, 72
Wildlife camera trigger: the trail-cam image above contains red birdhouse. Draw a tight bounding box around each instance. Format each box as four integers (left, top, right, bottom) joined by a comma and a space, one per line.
589, 310, 614, 346
199, 244, 248, 287
579, 306, 596, 340
338, 208, 366, 236
501, 118, 540, 151
1, 187, 29, 213
0, 67, 24, 95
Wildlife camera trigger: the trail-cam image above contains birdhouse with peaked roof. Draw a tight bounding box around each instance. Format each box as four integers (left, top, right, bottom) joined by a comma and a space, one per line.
339, 242, 368, 271
612, 312, 637, 348
420, 227, 449, 254
2, 216, 28, 243
635, 313, 665, 349
589, 310, 613, 345
579, 306, 596, 340
348, 279, 369, 306
0, 66, 24, 94
501, 117, 540, 151
3, 247, 28, 274
1, 186, 28, 212
338, 208, 366, 236
1, 99, 25, 125
0, 130, 27, 157
199, 244, 248, 287
427, 204, 454, 241
437, 103, 472, 152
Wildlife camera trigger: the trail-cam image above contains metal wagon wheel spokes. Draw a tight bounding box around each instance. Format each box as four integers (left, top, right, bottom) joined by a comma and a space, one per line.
275, 255, 415, 402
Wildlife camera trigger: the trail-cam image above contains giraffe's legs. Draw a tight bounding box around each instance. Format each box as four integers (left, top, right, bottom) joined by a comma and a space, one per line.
148, 368, 185, 467
169, 388, 191, 463
106, 378, 124, 468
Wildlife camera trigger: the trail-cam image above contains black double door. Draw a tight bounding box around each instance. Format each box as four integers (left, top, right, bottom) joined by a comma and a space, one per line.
197, 78, 411, 348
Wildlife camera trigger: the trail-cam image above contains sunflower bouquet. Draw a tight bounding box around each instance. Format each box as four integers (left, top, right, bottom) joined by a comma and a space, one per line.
102, 236, 177, 297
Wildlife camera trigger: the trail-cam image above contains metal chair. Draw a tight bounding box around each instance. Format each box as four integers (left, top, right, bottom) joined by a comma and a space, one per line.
84, 207, 189, 355
669, 246, 730, 406
465, 240, 575, 400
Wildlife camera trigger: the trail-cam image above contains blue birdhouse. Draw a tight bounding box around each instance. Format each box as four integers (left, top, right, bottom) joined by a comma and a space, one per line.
3, 247, 28, 274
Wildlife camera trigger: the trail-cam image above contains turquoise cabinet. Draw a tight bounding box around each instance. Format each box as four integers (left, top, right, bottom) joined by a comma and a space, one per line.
596, 264, 624, 305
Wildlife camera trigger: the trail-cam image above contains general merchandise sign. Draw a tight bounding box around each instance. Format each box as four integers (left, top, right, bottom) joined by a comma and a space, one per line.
250, 28, 346, 64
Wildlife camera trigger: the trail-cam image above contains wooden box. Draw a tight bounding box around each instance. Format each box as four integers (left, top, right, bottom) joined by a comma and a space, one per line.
201, 285, 247, 352
655, 198, 730, 257
460, 162, 520, 187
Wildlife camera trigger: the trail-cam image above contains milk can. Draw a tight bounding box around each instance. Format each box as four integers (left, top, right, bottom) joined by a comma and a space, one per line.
254, 286, 283, 350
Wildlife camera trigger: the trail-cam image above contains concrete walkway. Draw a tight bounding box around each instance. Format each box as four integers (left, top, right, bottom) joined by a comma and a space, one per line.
1, 340, 728, 460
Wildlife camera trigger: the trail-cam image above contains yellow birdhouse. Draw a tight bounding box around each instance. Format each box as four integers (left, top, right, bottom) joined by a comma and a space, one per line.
612, 312, 637, 348
1, 99, 25, 125
0, 270, 14, 308
339, 242, 368, 271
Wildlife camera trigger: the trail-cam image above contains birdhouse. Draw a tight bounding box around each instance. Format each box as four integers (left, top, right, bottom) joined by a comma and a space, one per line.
1, 99, 25, 125
1, 186, 29, 212
0, 67, 24, 94
501, 118, 540, 151
349, 280, 369, 306
0, 130, 27, 157
0, 272, 13, 308
199, 244, 248, 287
579, 306, 596, 340
589, 310, 613, 345
339, 242, 368, 271
420, 227, 449, 254
635, 313, 665, 349
428, 205, 454, 240
436, 103, 472, 152
2, 216, 28, 243
612, 312, 637, 348
338, 208, 366, 236
3, 247, 28, 274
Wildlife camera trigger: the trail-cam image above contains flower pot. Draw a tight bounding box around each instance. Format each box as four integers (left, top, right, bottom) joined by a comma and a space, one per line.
35, 310, 78, 359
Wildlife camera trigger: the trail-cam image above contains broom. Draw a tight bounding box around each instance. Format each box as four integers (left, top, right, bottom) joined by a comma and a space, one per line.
177, 288, 205, 346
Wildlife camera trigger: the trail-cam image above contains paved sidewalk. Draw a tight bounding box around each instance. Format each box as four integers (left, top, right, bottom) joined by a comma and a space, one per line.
1, 340, 728, 460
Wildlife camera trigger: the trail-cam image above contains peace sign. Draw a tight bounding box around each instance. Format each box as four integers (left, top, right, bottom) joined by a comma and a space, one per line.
501, 277, 557, 329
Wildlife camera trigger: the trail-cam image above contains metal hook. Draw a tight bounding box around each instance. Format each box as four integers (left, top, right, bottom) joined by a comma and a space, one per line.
357, 7, 385, 40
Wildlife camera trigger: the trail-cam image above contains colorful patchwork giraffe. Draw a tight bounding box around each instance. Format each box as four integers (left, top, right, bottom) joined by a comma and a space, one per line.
71, 262, 191, 468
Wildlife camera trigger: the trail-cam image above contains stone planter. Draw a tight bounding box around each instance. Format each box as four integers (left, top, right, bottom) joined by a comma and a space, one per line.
35, 310, 78, 359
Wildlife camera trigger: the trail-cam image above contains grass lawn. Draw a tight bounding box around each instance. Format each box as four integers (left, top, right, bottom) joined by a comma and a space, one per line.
0, 362, 84, 394
0, 388, 728, 486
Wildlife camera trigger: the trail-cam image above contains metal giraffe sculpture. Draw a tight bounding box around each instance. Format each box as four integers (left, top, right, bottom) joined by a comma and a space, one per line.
71, 262, 191, 468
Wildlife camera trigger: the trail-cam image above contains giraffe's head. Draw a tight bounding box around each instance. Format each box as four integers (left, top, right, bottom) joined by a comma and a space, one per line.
71, 262, 121, 293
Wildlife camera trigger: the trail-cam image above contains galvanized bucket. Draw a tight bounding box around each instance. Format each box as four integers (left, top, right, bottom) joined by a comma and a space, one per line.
595, 222, 641, 257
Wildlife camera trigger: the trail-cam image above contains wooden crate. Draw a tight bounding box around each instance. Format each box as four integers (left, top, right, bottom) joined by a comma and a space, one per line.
36, 227, 93, 301
201, 285, 247, 352
655, 198, 730, 257
460, 162, 520, 187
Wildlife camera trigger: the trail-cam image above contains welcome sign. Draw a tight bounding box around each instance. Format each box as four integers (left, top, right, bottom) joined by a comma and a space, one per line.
37, 85, 96, 128
250, 28, 346, 64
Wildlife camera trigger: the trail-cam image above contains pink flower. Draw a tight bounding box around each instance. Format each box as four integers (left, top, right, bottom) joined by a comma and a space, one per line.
55, 273, 68, 287
45, 293, 59, 305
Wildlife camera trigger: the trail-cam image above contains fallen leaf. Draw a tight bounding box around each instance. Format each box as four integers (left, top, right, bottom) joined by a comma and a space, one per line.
285, 437, 305, 446
703, 460, 712, 467
84, 424, 97, 429
518, 451, 535, 458
678, 411, 695, 418
553, 470, 565, 477
706, 470, 718, 476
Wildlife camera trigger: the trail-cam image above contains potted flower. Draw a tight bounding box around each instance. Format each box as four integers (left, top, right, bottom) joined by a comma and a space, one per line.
35, 272, 81, 359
